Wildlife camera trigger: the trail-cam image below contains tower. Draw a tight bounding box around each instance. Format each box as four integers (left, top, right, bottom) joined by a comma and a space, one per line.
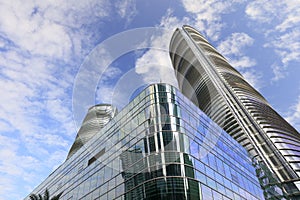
169, 25, 300, 198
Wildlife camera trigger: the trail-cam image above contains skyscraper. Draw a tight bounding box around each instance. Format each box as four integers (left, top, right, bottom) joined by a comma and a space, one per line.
169, 25, 300, 198
25, 84, 264, 200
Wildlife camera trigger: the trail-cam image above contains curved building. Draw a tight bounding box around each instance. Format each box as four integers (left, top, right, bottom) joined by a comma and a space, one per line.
67, 104, 117, 159
169, 25, 300, 198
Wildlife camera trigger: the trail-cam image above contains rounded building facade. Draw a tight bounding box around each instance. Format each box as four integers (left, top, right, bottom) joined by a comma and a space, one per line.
170, 25, 300, 198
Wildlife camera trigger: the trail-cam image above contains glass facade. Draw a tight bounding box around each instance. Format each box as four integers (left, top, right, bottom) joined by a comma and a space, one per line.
25, 83, 263, 200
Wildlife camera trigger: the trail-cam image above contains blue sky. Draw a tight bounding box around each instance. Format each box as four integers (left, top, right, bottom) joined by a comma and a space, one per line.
0, 0, 299, 199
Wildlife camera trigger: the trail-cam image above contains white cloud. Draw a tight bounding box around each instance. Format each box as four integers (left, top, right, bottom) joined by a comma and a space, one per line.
181, 0, 244, 41
217, 32, 256, 69
99, 67, 123, 83
229, 56, 256, 69
242, 70, 262, 90
95, 66, 123, 105
245, 0, 283, 23
0, 37, 6, 48
134, 11, 184, 88
245, 0, 300, 81
286, 95, 300, 132
216, 32, 259, 87
276, 14, 300, 32
0, 51, 74, 138
0, 134, 42, 199
0, 120, 13, 132
115, 0, 137, 25
135, 51, 177, 85
270, 30, 300, 65
95, 11, 183, 108
217, 33, 254, 56
271, 64, 288, 82
0, 177, 15, 200
0, 0, 111, 60
0, 1, 114, 199
0, 0, 113, 137
0, 2, 69, 60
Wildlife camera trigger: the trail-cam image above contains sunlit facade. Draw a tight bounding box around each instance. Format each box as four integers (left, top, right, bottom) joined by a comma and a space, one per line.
169, 25, 300, 199
25, 84, 263, 200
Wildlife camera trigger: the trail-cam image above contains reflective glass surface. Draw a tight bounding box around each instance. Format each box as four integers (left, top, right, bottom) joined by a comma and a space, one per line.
25, 83, 264, 200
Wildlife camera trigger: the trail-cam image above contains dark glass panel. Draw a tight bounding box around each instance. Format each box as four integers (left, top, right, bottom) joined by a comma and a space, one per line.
166, 164, 181, 176
185, 165, 195, 178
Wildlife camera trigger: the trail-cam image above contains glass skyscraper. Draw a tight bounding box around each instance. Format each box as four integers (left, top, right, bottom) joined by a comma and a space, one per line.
25, 84, 264, 200
169, 25, 300, 199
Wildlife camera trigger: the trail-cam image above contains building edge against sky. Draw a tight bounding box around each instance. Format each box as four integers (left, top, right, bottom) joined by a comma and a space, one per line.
169, 25, 300, 198
25, 83, 264, 200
